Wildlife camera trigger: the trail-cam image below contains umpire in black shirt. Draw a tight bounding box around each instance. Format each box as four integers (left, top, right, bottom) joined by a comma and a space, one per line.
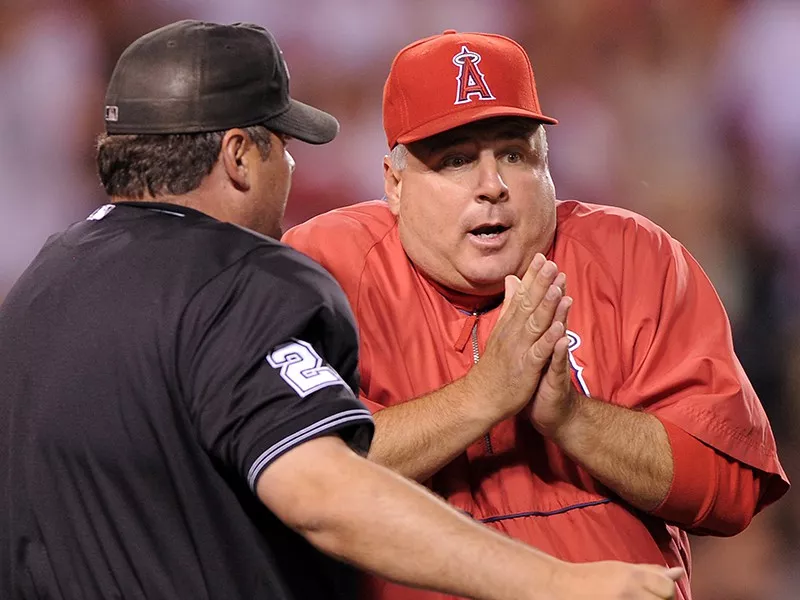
0, 19, 685, 600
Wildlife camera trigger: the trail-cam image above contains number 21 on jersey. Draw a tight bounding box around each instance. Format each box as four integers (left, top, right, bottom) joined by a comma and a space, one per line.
266, 339, 346, 398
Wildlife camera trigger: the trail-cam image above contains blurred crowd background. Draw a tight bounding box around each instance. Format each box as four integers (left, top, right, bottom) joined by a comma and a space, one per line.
1, 1, 797, 597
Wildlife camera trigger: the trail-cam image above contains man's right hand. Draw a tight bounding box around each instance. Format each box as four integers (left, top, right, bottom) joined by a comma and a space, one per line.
364, 252, 572, 483
552, 561, 684, 600
466, 252, 572, 423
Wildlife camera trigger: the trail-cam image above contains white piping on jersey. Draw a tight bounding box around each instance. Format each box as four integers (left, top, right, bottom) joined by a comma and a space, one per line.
86, 204, 116, 220
145, 208, 185, 217
247, 408, 374, 490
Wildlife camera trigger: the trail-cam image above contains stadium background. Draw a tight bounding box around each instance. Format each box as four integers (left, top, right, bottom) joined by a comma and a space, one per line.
1, 1, 797, 597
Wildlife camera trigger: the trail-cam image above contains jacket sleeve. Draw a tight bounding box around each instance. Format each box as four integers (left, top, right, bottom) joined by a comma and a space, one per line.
649, 417, 767, 535
611, 218, 788, 531
284, 212, 387, 414
282, 212, 373, 304
359, 393, 387, 415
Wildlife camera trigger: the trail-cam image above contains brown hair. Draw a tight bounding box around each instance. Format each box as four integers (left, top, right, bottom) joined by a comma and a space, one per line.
96, 126, 273, 199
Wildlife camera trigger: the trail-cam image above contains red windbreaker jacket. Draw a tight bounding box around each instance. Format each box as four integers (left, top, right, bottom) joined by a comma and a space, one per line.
284, 199, 788, 600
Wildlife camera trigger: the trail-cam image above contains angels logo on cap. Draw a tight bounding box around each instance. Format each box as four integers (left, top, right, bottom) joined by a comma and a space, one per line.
452, 45, 495, 105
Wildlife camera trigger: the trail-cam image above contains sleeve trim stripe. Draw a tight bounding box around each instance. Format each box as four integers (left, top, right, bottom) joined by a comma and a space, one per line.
247, 408, 374, 490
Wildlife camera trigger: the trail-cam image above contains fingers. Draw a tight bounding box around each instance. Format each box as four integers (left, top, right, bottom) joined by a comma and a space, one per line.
528, 260, 560, 311
553, 294, 572, 331
530, 308, 572, 382
641, 574, 677, 599
665, 567, 685, 582
520, 252, 546, 289
526, 283, 562, 338
528, 297, 571, 400
640, 566, 683, 599
495, 256, 569, 366
549, 297, 573, 372
513, 254, 559, 315
509, 256, 565, 341
549, 334, 571, 376
553, 271, 566, 296
499, 275, 522, 319
527, 319, 565, 367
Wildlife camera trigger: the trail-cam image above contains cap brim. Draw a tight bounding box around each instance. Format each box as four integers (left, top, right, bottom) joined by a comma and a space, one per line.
395, 105, 558, 147
265, 99, 340, 145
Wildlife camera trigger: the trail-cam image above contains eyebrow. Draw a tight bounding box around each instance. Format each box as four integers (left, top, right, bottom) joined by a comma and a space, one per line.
425, 136, 470, 153
488, 128, 535, 142
426, 129, 533, 153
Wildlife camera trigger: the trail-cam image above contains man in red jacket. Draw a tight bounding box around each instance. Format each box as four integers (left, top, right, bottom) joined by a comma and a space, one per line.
283, 30, 789, 600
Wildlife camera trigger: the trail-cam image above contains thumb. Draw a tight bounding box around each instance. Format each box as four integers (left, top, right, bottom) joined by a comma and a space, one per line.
500, 275, 521, 318
665, 567, 685, 581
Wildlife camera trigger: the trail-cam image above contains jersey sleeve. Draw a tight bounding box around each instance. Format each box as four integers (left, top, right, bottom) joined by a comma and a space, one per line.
614, 221, 789, 511
651, 417, 763, 535
177, 247, 374, 492
358, 392, 386, 415
284, 206, 390, 414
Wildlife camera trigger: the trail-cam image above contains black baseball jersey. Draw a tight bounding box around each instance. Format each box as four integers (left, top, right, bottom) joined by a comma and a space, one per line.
0, 202, 374, 599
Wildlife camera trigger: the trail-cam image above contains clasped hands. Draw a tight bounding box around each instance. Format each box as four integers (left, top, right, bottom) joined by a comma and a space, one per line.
467, 252, 580, 439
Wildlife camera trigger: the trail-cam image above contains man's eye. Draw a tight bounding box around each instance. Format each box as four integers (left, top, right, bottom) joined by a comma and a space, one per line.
442, 156, 468, 169
506, 151, 523, 163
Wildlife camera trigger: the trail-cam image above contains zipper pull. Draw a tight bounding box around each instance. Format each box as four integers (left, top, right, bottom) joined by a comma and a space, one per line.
454, 312, 478, 352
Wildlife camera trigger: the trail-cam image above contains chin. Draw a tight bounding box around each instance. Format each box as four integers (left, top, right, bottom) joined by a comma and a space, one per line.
463, 258, 519, 289
460, 271, 509, 295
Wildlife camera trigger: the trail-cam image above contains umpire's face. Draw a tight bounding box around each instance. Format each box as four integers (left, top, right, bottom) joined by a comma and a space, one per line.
383, 117, 557, 297
225, 128, 295, 240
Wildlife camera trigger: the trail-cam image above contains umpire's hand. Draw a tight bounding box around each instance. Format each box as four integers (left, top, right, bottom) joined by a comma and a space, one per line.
553, 561, 685, 600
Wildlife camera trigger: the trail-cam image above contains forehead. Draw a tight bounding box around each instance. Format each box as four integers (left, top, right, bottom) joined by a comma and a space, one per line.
413, 117, 541, 153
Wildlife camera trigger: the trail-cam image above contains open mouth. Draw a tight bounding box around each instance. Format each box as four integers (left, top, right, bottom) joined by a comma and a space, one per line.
469, 224, 510, 238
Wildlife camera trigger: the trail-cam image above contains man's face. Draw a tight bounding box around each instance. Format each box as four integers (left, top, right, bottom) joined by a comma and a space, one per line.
251, 131, 295, 239
385, 117, 557, 296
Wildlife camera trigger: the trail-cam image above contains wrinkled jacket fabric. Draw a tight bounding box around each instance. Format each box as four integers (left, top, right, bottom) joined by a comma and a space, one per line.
284, 199, 789, 600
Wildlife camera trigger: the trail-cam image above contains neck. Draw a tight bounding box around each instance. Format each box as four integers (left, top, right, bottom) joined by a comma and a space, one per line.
419, 271, 504, 313
113, 185, 240, 227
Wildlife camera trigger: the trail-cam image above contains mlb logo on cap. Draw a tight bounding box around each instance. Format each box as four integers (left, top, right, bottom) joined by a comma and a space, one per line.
105, 105, 119, 122
382, 29, 557, 149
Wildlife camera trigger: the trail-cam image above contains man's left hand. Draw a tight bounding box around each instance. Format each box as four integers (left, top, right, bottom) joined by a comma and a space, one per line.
526, 325, 580, 439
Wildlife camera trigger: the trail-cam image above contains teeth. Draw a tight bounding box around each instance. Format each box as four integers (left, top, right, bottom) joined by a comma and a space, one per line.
471, 225, 506, 235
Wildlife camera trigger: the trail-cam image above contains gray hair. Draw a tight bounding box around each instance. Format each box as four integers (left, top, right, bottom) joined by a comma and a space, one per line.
535, 124, 548, 157
389, 143, 409, 171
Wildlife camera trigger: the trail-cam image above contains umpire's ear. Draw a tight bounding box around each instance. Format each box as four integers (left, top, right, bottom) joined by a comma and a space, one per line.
383, 154, 402, 215
220, 128, 253, 192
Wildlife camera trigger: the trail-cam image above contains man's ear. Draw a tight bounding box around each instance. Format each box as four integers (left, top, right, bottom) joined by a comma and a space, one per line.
220, 129, 251, 191
383, 156, 402, 216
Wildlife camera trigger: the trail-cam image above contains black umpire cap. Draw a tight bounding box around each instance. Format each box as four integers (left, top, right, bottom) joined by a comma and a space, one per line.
103, 19, 339, 144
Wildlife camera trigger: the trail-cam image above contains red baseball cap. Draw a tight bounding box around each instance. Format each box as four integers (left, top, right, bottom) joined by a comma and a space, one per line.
383, 30, 558, 149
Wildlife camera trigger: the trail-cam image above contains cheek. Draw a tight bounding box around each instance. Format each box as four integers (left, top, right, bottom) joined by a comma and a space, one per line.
400, 181, 462, 238
266, 155, 292, 197
513, 173, 556, 222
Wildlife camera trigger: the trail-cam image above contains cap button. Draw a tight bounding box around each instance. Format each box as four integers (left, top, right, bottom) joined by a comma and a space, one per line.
442, 29, 458, 35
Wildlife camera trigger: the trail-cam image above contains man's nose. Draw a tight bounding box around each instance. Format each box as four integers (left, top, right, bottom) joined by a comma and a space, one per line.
475, 155, 509, 204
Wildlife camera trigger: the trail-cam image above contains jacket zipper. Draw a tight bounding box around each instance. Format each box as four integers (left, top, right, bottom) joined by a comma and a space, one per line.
471, 312, 494, 455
